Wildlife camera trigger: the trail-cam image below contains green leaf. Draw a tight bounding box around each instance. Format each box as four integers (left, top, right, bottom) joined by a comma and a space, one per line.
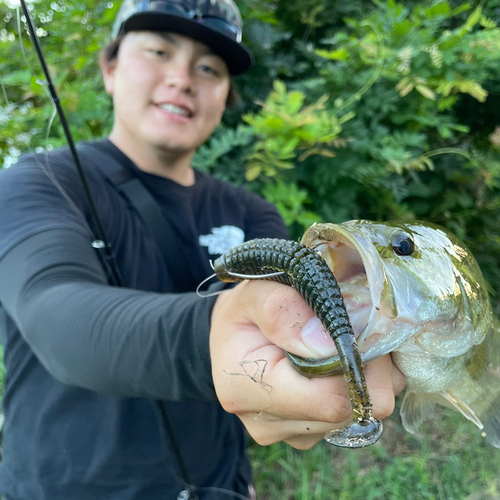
396, 78, 414, 97
273, 80, 287, 96
479, 16, 496, 30
415, 85, 436, 100
315, 48, 349, 61
464, 7, 482, 31
424, 3, 450, 18
338, 111, 355, 125
287, 91, 305, 114
449, 3, 472, 17
245, 165, 262, 181
263, 116, 285, 130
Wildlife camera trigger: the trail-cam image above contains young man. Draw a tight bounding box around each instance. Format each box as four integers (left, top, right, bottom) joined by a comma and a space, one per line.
0, 1, 404, 498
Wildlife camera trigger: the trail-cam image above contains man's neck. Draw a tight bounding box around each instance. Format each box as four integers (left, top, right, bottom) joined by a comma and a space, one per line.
108, 132, 196, 186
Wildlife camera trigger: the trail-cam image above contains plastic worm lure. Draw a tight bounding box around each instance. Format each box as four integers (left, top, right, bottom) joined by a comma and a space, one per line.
213, 238, 382, 448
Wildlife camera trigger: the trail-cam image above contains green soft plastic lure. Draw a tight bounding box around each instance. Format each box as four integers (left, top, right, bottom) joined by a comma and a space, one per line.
213, 238, 382, 449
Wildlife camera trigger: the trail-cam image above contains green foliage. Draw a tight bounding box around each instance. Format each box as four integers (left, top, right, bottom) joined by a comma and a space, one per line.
192, 124, 254, 171
261, 181, 320, 232
241, 0, 500, 311
0, 0, 117, 166
0, 0, 499, 311
243, 80, 352, 180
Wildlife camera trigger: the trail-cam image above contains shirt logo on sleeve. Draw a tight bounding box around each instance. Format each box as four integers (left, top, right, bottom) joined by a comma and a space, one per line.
199, 226, 245, 255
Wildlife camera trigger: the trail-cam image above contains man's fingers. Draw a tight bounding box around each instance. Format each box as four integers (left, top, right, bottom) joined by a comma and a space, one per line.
364, 354, 399, 420
217, 352, 353, 424
211, 280, 405, 450
240, 281, 338, 358
241, 413, 348, 447
392, 360, 406, 396
218, 350, 399, 426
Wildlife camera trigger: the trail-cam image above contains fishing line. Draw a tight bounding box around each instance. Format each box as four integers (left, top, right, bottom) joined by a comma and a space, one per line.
16, 5, 35, 74
406, 149, 500, 223
432, 201, 500, 224
10, 4, 85, 219
224, 269, 286, 280
44, 104, 56, 158
333, 21, 385, 114
0, 74, 10, 106
195, 273, 222, 297
196, 264, 286, 298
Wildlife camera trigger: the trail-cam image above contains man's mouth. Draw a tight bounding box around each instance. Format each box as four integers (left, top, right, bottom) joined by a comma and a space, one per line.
157, 103, 193, 118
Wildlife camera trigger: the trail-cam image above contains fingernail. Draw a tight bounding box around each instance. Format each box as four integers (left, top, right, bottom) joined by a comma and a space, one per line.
300, 317, 338, 356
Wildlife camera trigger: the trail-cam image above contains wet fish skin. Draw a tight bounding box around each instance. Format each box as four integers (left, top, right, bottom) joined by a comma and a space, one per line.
291, 220, 500, 448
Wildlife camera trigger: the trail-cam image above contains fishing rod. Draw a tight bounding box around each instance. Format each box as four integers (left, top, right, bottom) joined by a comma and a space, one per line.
16, 3, 203, 499
19, 0, 124, 288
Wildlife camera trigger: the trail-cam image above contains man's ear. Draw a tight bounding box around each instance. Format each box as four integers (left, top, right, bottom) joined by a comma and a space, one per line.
99, 55, 118, 95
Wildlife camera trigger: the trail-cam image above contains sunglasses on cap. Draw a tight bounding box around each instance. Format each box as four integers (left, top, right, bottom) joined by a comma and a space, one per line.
117, 0, 242, 42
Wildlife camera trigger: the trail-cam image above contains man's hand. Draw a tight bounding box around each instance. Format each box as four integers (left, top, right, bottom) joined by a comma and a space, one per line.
210, 280, 405, 450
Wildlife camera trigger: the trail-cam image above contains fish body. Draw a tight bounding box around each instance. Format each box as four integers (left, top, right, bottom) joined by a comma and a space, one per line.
298, 220, 500, 447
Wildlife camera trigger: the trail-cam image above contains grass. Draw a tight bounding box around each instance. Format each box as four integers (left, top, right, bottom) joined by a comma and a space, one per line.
249, 405, 500, 500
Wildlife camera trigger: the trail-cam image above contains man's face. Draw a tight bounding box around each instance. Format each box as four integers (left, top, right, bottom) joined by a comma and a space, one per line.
101, 31, 231, 157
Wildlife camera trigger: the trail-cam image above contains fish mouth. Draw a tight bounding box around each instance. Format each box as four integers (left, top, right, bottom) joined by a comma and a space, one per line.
302, 222, 396, 351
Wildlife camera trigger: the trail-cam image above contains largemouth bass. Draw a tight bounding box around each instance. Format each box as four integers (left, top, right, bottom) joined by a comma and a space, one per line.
289, 220, 500, 448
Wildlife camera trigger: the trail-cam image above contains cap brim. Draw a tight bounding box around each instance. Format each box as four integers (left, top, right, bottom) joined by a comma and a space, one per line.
121, 13, 254, 75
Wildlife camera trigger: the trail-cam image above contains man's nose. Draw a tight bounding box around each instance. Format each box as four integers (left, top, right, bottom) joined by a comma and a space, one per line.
164, 61, 195, 94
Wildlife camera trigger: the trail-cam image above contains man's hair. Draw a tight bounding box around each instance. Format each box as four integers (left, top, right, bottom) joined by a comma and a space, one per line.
101, 35, 240, 108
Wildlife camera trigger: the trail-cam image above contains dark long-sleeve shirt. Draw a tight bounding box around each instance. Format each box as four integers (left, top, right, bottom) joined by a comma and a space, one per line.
0, 139, 288, 499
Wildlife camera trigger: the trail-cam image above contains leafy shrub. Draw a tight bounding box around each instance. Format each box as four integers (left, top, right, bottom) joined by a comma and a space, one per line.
0, 0, 499, 311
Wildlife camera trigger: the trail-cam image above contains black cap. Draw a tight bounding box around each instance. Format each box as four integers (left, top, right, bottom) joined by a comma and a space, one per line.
112, 0, 254, 75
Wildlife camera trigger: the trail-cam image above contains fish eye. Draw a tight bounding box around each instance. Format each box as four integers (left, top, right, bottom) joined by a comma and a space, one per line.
391, 233, 415, 256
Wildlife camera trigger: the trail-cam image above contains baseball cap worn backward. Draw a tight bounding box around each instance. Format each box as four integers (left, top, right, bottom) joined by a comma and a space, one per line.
112, 0, 254, 75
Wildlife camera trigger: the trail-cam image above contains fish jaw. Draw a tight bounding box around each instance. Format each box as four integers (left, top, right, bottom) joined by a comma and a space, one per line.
301, 222, 417, 357
304, 221, 494, 358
